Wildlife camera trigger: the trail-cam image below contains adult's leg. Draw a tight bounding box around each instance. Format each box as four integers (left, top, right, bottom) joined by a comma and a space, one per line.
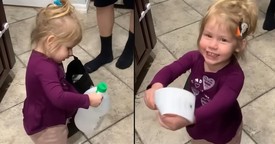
116, 10, 134, 69
263, 0, 275, 31
116, 0, 134, 69
84, 0, 117, 73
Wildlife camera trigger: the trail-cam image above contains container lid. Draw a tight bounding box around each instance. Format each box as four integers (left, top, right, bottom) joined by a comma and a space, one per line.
96, 82, 107, 93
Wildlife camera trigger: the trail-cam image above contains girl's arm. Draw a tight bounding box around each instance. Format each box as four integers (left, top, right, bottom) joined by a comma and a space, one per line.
37, 63, 90, 111
144, 51, 199, 110
148, 51, 199, 88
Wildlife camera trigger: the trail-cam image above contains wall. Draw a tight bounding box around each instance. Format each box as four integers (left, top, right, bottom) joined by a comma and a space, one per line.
3, 0, 90, 13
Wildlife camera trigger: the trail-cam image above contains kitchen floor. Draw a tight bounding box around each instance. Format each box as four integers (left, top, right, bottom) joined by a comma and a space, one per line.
135, 0, 275, 144
1, 0, 275, 144
0, 1, 133, 144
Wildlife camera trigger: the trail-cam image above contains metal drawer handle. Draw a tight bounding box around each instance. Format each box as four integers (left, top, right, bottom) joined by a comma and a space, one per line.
0, 23, 9, 38
139, 3, 151, 22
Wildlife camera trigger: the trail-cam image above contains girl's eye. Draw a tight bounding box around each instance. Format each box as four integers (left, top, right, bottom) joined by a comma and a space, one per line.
220, 38, 228, 42
204, 33, 212, 38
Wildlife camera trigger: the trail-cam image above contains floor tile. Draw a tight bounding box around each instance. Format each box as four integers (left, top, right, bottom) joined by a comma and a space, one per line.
0, 103, 33, 144
135, 98, 190, 144
89, 114, 133, 144
105, 59, 133, 90
8, 17, 35, 55
76, 7, 97, 30
151, 0, 202, 36
16, 51, 31, 67
238, 51, 275, 107
11, 56, 26, 73
256, 0, 270, 13
248, 11, 268, 40
4, 6, 37, 23
248, 30, 275, 71
184, 0, 213, 15
241, 131, 256, 144
242, 88, 275, 143
158, 22, 200, 59
68, 131, 89, 144
115, 12, 131, 31
150, 0, 168, 5
0, 67, 26, 112
136, 41, 188, 94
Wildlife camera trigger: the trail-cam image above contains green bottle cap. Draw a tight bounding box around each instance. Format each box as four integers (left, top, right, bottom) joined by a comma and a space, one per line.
96, 82, 107, 93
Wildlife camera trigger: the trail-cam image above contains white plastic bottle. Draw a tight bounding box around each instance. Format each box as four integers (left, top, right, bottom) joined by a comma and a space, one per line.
74, 82, 110, 137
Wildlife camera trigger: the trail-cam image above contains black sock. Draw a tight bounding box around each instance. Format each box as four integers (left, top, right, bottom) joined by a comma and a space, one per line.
116, 31, 134, 69
84, 35, 113, 73
263, 0, 275, 31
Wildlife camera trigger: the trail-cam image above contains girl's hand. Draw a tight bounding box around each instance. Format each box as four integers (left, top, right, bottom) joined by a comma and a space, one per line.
144, 83, 163, 110
157, 112, 191, 131
88, 93, 103, 107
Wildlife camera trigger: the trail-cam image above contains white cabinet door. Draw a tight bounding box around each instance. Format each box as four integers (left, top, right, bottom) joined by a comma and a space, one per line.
3, 0, 52, 7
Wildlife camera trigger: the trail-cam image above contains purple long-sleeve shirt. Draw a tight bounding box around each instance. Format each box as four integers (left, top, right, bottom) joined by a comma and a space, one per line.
150, 50, 244, 144
23, 50, 90, 135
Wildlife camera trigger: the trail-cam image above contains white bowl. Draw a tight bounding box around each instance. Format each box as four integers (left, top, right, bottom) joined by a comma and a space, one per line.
155, 87, 195, 123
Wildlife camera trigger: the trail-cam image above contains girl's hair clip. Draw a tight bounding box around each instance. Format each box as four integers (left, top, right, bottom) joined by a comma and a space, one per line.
236, 20, 249, 38
53, 0, 63, 7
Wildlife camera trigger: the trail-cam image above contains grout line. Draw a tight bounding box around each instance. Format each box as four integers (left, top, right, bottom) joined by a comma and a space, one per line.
114, 13, 131, 32
157, 19, 201, 37
114, 21, 129, 33
241, 87, 275, 108
14, 54, 27, 67
16, 50, 32, 58
0, 101, 23, 114
247, 51, 275, 73
134, 129, 144, 144
8, 15, 36, 25
86, 112, 133, 141
82, 24, 98, 31
157, 37, 178, 60
184, 139, 191, 144
243, 128, 258, 144
182, 0, 204, 17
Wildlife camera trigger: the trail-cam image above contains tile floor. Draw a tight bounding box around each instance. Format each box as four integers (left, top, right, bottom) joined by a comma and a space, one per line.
135, 0, 275, 144
1, 0, 275, 144
0, 1, 133, 144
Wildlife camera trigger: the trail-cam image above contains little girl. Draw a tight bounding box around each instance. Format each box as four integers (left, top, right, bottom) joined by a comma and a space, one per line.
144, 0, 258, 143
22, 0, 102, 143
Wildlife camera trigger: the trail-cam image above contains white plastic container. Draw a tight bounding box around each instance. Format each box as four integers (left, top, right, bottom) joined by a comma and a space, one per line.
155, 87, 195, 123
74, 82, 110, 137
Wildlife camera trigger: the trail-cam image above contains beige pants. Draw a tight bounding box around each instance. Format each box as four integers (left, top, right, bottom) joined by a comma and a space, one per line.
29, 125, 68, 144
191, 122, 243, 144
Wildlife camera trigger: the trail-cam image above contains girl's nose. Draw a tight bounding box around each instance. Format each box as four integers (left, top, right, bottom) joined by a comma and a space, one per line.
208, 39, 218, 50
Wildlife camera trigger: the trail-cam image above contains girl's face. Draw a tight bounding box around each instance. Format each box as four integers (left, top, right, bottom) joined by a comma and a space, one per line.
199, 17, 240, 72
50, 41, 74, 63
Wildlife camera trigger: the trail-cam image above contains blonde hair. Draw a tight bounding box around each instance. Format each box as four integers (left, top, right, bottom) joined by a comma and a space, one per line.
197, 0, 258, 59
31, 0, 82, 53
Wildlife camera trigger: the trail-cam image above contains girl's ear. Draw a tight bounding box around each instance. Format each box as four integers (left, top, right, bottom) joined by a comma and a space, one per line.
45, 34, 55, 48
235, 39, 247, 52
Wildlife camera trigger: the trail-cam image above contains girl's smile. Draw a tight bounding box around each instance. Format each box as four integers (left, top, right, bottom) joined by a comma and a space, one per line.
199, 16, 239, 72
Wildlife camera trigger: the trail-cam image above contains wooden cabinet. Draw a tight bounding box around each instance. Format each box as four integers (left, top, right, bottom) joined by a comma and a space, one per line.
0, 1, 16, 92
134, 0, 156, 94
